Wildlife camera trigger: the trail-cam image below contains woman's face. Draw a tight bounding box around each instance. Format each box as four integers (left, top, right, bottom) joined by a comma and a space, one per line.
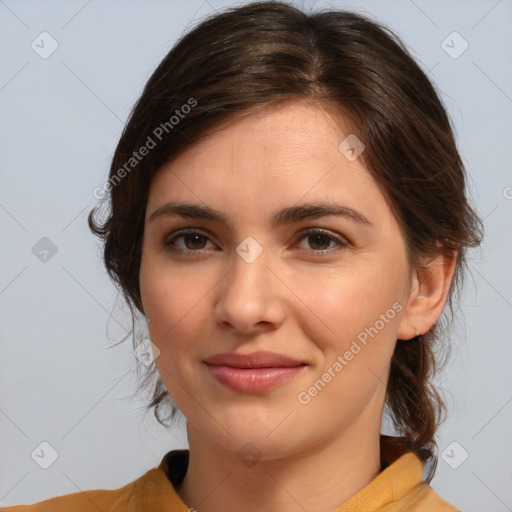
139, 100, 415, 459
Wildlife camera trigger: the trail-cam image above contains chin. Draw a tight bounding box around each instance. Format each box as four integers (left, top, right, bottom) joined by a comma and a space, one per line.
197, 411, 319, 461
217, 431, 302, 462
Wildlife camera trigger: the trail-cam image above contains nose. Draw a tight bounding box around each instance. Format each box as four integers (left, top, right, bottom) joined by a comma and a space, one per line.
213, 246, 286, 335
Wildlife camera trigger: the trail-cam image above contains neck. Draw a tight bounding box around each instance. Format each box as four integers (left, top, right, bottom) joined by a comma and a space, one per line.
176, 423, 382, 512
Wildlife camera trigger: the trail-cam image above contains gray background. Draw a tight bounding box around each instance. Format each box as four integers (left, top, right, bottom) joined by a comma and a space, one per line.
1, 0, 511, 509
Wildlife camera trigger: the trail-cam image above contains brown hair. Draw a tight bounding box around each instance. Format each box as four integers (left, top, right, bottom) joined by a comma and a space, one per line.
88, 0, 483, 482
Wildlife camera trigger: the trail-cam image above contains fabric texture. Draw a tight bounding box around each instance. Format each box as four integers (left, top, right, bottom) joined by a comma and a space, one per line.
1, 436, 460, 511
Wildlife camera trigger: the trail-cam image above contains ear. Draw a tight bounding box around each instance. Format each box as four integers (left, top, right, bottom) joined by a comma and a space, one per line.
397, 249, 457, 340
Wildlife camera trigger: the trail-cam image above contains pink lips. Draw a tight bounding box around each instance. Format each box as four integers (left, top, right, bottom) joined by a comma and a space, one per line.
203, 351, 307, 392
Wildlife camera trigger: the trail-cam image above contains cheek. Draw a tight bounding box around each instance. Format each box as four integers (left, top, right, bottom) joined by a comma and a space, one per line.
294, 261, 406, 397
139, 261, 215, 366
140, 268, 210, 413
296, 274, 403, 417
298, 263, 405, 340
141, 246, 206, 320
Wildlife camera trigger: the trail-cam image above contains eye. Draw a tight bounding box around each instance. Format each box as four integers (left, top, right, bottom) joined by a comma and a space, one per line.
164, 229, 214, 253
295, 228, 348, 255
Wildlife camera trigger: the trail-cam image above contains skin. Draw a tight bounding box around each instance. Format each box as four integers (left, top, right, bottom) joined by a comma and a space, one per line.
139, 99, 456, 512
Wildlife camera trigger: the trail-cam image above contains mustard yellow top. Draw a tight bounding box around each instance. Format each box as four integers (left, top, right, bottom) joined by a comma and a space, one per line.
2, 436, 460, 511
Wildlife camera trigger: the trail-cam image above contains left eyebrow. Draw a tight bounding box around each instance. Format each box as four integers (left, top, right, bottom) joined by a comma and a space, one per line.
272, 202, 373, 227
149, 200, 373, 228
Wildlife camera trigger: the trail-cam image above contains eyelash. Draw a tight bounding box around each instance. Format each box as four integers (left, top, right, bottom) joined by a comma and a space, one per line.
164, 228, 349, 257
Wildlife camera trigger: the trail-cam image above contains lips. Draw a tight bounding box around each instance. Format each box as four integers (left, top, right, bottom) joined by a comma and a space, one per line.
203, 351, 307, 392
203, 351, 304, 368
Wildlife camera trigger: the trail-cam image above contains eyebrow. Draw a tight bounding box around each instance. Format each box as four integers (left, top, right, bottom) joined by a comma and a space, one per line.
149, 201, 373, 227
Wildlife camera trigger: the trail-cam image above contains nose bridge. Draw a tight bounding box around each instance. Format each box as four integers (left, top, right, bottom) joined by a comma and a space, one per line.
229, 235, 271, 294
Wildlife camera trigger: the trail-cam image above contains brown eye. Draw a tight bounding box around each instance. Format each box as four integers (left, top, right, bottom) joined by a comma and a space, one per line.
165, 230, 213, 252
296, 228, 348, 255
182, 233, 208, 250
307, 233, 332, 251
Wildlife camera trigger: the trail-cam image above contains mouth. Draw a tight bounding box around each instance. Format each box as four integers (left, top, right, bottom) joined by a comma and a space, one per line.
203, 351, 307, 393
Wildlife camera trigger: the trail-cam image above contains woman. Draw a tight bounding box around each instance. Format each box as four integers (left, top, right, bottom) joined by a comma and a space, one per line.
4, 1, 482, 510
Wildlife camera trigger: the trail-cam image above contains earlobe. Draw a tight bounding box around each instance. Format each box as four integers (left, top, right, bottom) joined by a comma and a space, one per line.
397, 250, 457, 340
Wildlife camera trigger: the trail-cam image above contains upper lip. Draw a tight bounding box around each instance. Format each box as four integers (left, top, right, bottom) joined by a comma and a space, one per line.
203, 351, 305, 368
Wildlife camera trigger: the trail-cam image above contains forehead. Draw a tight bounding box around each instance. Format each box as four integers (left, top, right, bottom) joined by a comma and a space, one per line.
145, 100, 392, 231
182, 100, 350, 159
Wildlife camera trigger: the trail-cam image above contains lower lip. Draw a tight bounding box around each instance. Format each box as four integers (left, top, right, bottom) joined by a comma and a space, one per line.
206, 364, 306, 392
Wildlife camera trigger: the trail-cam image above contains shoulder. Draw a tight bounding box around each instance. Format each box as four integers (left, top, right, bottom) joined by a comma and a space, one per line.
1, 450, 189, 512
386, 482, 461, 512
0, 468, 158, 512
1, 488, 123, 512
